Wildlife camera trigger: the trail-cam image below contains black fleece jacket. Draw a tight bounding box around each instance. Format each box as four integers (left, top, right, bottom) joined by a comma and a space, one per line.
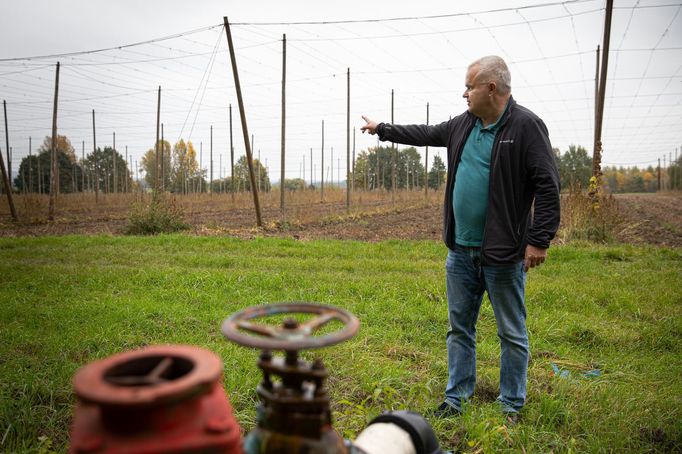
377, 97, 560, 265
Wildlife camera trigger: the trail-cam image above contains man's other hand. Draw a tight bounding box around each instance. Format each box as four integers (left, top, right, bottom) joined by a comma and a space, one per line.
361, 115, 378, 135
524, 244, 547, 272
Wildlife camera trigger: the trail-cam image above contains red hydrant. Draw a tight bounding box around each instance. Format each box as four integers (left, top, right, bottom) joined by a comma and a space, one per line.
69, 345, 243, 453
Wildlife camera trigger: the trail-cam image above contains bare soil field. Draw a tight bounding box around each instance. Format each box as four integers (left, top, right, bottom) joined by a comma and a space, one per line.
611, 193, 682, 247
0, 191, 680, 247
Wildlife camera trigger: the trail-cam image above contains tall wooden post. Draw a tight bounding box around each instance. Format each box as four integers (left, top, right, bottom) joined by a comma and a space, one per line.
663, 155, 667, 191
425, 102, 430, 199
665, 152, 675, 191
376, 137, 380, 190
29, 137, 33, 193
224, 16, 261, 226
658, 158, 661, 192
310, 147, 313, 189
321, 119, 325, 201
210, 125, 214, 194
253, 135, 259, 192
346, 67, 350, 210
113, 132, 117, 193
125, 145, 128, 193
104, 149, 109, 193
161, 123, 165, 191
155, 86, 161, 191
352, 128, 356, 193
391, 89, 396, 203
92, 109, 99, 202
592, 45, 600, 174
23, 149, 28, 194
230, 104, 234, 201
593, 0, 613, 178
38, 151, 42, 194
280, 34, 286, 211
3, 100, 10, 190
48, 62, 60, 221
0, 144, 17, 220
81, 140, 85, 192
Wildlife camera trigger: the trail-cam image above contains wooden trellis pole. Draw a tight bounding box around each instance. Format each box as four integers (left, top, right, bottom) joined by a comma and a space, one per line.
0, 144, 17, 220
346, 67, 350, 210
155, 86, 161, 191
3, 100, 10, 190
321, 120, 324, 201
224, 16, 261, 226
92, 109, 99, 203
280, 33, 286, 211
48, 62, 60, 221
425, 102, 429, 199
593, 0, 613, 179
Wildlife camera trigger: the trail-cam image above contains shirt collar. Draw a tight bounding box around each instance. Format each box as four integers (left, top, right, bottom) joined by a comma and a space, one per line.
476, 99, 511, 132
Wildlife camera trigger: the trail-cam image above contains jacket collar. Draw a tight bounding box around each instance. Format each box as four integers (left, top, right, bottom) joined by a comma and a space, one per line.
465, 95, 516, 128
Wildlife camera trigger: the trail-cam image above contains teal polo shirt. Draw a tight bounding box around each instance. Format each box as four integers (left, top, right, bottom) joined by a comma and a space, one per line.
453, 106, 507, 246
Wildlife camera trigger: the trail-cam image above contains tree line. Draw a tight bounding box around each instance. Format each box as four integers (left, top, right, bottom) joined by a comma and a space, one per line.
554, 144, 682, 192
351, 146, 446, 191
9, 137, 448, 194
10, 135, 272, 194
9, 135, 679, 195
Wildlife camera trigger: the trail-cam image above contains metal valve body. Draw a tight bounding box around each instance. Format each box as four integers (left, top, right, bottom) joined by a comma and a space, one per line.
242, 349, 347, 453
222, 303, 360, 454
69, 345, 243, 454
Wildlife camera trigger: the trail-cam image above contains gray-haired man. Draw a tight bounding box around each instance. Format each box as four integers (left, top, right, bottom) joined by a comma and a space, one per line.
361, 55, 560, 420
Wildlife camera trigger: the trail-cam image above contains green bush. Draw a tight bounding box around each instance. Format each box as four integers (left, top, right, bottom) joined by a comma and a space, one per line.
125, 191, 189, 235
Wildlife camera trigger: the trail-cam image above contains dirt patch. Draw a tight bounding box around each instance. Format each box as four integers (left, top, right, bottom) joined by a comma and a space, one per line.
0, 192, 680, 247
0, 193, 444, 241
639, 426, 681, 452
474, 381, 499, 403
612, 193, 682, 247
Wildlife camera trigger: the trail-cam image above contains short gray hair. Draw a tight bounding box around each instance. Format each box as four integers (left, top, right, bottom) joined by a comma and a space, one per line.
469, 55, 511, 95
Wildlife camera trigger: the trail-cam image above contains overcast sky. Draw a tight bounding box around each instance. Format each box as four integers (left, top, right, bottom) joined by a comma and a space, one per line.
1, 0, 680, 183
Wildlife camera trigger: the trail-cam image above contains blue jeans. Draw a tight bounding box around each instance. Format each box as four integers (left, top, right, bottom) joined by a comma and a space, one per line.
444, 246, 528, 414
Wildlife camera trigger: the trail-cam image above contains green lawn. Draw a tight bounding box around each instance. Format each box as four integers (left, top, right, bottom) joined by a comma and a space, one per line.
0, 236, 680, 453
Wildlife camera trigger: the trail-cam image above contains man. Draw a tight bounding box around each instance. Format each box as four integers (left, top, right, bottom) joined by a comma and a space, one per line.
361, 56, 560, 420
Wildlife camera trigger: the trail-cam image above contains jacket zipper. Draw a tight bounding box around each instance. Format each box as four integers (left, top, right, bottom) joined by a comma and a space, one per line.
479, 105, 513, 265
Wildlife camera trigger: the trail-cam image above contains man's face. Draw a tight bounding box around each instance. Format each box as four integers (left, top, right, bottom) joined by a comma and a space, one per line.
462, 65, 490, 117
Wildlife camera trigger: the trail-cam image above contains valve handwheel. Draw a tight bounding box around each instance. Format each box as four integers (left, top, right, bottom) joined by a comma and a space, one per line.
221, 302, 359, 351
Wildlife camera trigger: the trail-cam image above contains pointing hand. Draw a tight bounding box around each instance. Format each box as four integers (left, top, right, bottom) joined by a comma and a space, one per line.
361, 115, 378, 135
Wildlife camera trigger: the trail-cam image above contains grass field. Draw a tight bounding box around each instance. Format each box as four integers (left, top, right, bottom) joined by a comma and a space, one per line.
0, 235, 680, 453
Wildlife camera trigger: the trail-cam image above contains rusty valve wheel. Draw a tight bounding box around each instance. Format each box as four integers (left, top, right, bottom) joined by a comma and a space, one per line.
221, 302, 359, 351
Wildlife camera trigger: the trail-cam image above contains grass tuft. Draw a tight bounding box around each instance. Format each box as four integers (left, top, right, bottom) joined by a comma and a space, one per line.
124, 191, 189, 235
558, 186, 623, 243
